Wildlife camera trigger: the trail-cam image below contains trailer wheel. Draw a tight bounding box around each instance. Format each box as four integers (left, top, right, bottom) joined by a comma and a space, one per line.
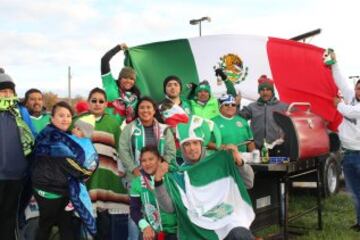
323, 156, 340, 196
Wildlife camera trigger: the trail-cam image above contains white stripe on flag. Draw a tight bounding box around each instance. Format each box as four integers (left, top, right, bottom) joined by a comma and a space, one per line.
188, 34, 272, 101
178, 172, 255, 239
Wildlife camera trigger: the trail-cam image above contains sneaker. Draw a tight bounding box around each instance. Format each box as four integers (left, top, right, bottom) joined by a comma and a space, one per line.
65, 201, 74, 211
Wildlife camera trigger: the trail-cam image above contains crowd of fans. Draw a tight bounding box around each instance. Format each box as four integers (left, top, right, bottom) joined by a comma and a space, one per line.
1, 45, 359, 240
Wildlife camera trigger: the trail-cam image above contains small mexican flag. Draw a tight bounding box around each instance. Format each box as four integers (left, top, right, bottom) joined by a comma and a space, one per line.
165, 151, 255, 240
162, 104, 189, 127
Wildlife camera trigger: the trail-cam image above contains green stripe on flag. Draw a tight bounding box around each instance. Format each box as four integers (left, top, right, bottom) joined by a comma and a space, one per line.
165, 174, 218, 240
125, 39, 200, 102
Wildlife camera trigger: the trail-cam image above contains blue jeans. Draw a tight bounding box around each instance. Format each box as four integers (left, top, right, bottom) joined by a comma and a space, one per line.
19, 218, 38, 240
127, 216, 139, 240
96, 211, 128, 240
111, 214, 129, 240
342, 151, 360, 224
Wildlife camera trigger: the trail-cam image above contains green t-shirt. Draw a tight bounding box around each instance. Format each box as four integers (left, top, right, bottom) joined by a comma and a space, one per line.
130, 175, 177, 234
212, 114, 253, 152
30, 114, 50, 134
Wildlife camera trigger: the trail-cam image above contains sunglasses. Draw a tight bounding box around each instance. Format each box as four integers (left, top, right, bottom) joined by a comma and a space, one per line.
90, 99, 105, 104
223, 103, 236, 107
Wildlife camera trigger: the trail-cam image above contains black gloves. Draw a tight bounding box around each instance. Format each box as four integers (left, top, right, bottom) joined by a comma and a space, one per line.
186, 83, 198, 100
215, 68, 227, 81
186, 82, 198, 90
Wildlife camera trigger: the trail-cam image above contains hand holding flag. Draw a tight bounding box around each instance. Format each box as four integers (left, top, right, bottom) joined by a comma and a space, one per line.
143, 226, 155, 240
119, 43, 128, 50
323, 48, 336, 66
215, 68, 227, 81
333, 96, 342, 107
154, 162, 169, 182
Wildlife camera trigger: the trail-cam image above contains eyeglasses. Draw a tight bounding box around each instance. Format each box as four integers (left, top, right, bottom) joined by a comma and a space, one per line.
223, 103, 236, 107
90, 99, 105, 104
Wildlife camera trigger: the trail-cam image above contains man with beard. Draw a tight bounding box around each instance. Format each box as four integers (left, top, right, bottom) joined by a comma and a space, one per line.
159, 76, 192, 165
159, 76, 192, 115
239, 75, 288, 156
19, 89, 50, 239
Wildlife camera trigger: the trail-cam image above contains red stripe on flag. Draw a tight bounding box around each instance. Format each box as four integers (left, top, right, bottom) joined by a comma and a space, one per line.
267, 37, 343, 131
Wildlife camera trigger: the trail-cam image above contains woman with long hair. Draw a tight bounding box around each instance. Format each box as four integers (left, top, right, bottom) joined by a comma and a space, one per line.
101, 43, 141, 124
119, 96, 176, 239
119, 96, 176, 183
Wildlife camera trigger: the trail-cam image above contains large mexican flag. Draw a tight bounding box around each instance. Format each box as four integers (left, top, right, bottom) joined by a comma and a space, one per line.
124, 34, 342, 130
165, 151, 255, 240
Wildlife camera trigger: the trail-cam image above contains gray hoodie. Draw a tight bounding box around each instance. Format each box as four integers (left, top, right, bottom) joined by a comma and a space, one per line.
239, 98, 288, 148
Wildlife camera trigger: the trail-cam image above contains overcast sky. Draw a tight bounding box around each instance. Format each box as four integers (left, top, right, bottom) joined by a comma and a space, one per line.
1, 0, 359, 97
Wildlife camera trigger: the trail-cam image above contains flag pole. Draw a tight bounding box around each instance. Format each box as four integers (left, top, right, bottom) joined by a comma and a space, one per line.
68, 66, 72, 104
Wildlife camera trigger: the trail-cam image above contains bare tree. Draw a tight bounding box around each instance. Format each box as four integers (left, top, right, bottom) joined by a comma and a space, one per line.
43, 91, 59, 111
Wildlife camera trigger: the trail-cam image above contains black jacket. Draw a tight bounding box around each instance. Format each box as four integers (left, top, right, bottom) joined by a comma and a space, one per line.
32, 156, 70, 195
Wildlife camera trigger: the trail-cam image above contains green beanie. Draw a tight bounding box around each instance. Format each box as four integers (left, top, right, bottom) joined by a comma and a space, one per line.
195, 82, 211, 97
257, 75, 274, 93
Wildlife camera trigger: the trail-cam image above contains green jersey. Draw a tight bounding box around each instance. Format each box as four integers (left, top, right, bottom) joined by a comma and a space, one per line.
212, 114, 253, 152
30, 114, 50, 134
130, 175, 177, 234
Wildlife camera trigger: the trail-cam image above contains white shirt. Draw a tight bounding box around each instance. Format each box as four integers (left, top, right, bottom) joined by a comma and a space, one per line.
332, 64, 360, 150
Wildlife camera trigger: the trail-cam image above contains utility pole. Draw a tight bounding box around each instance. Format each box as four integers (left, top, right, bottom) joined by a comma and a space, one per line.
68, 66, 72, 104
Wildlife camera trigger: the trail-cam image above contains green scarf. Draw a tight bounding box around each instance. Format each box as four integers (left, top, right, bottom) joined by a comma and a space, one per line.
140, 174, 163, 232
132, 119, 167, 165
0, 97, 34, 156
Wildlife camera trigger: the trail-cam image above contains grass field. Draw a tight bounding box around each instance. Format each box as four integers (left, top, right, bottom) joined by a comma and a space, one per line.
255, 189, 360, 240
